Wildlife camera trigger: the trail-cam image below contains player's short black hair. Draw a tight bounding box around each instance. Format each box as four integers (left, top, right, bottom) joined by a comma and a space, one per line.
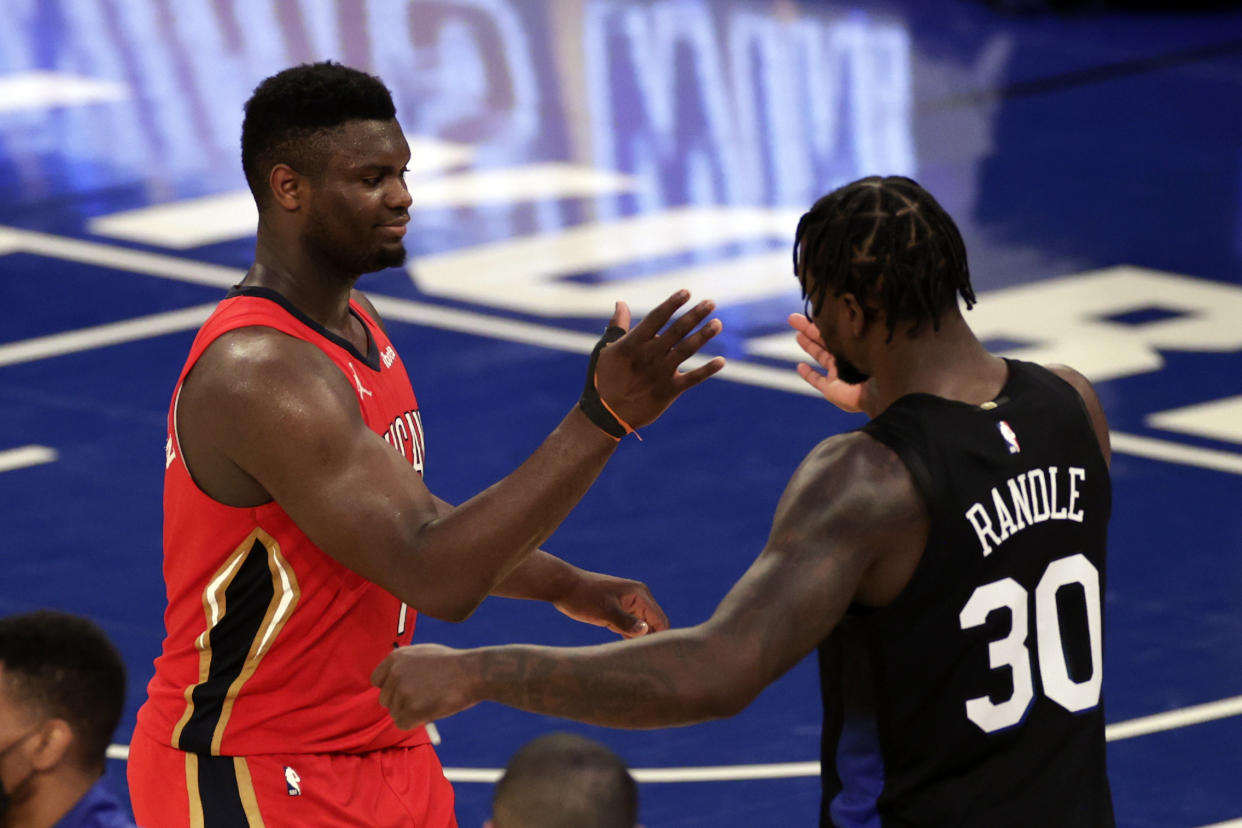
0, 610, 126, 771
492, 732, 637, 828
240, 61, 397, 206
793, 175, 976, 340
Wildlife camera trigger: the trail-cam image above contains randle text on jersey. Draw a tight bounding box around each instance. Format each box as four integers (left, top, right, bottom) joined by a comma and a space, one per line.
964, 465, 1087, 556
383, 409, 425, 473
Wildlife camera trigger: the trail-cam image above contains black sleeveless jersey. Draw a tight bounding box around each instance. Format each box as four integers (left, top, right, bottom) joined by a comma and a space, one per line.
819, 360, 1114, 827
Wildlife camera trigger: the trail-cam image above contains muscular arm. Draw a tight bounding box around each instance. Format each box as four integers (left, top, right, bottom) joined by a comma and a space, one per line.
373, 433, 929, 728
180, 332, 616, 621
178, 292, 721, 623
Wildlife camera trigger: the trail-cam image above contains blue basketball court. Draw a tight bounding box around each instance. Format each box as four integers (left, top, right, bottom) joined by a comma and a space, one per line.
2, 1, 1241, 825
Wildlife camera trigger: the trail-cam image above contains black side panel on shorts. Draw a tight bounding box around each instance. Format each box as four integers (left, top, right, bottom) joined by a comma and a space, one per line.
198, 755, 252, 826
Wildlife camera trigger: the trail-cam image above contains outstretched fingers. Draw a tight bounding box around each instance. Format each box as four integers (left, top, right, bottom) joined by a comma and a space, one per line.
660, 300, 725, 390
674, 354, 727, 391
668, 315, 723, 365
788, 313, 830, 367
795, 331, 832, 371
626, 289, 691, 342
796, 360, 835, 395
655, 298, 716, 352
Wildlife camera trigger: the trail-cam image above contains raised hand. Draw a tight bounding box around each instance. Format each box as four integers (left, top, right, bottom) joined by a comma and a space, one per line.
592, 290, 726, 431
551, 569, 670, 639
788, 313, 875, 415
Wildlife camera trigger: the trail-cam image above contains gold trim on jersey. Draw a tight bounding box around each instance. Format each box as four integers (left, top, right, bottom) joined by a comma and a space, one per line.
170, 528, 301, 753
234, 756, 267, 826
186, 752, 204, 828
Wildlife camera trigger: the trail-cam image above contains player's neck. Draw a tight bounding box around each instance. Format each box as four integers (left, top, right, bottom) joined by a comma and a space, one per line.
245, 236, 358, 332
869, 314, 1007, 410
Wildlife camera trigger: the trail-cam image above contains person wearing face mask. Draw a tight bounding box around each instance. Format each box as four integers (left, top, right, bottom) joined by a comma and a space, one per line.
0, 610, 135, 828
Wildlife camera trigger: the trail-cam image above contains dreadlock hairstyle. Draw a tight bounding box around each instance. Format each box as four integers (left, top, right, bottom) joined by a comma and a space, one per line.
241, 61, 397, 207
793, 176, 976, 341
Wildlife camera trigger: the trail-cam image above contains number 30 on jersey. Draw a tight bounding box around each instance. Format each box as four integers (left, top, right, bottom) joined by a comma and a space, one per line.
959, 553, 1103, 734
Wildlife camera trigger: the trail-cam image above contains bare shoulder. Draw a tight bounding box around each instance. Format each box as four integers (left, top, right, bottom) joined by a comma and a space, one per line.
175, 327, 364, 503
768, 430, 928, 608
181, 326, 361, 440
782, 431, 921, 521
189, 327, 349, 401
351, 288, 389, 334
1045, 363, 1111, 466
1046, 363, 1098, 405
772, 431, 925, 559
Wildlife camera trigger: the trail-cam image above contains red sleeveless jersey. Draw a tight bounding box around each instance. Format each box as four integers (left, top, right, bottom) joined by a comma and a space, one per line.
136, 286, 430, 756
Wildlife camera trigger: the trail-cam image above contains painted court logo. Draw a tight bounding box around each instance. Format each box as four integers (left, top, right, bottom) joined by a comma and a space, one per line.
998, 420, 1021, 454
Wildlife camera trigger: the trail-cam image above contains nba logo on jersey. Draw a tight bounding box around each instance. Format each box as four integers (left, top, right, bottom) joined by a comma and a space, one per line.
284, 766, 302, 796
998, 420, 1021, 454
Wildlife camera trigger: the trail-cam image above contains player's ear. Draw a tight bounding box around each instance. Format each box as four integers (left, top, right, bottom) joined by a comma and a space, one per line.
268, 164, 305, 212
840, 292, 867, 337
30, 718, 74, 771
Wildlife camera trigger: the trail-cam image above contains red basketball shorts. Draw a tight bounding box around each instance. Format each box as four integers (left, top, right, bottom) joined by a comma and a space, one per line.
127, 726, 457, 827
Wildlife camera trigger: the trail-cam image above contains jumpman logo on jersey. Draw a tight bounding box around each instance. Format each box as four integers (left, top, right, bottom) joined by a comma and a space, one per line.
348, 361, 373, 399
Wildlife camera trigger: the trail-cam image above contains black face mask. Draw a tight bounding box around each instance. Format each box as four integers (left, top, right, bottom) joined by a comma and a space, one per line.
0, 726, 41, 822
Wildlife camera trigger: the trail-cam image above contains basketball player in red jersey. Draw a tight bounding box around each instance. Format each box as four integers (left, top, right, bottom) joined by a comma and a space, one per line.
127, 62, 725, 827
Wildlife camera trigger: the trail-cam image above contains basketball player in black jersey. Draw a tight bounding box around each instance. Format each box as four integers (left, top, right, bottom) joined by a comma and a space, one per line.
372, 176, 1116, 827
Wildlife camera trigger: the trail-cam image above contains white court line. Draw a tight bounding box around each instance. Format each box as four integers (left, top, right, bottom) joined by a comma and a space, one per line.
0, 305, 217, 367
374, 293, 1242, 468
1109, 431, 1242, 476
442, 762, 821, 784
1103, 694, 1242, 742
0, 226, 239, 288
372, 296, 802, 395
0, 278, 1238, 477
0, 445, 57, 473
3, 222, 1242, 476
370, 296, 602, 354
102, 692, 1242, 779
1195, 820, 1242, 828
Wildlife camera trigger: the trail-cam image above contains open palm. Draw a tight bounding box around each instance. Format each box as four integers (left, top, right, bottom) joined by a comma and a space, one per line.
787, 313, 874, 416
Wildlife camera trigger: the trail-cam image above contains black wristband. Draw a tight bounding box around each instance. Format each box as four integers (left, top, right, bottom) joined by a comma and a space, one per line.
578, 325, 628, 439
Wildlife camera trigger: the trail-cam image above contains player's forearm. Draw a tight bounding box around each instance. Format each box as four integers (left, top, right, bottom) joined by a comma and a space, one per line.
428, 496, 574, 604
489, 551, 578, 602
464, 629, 753, 728
407, 407, 618, 618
